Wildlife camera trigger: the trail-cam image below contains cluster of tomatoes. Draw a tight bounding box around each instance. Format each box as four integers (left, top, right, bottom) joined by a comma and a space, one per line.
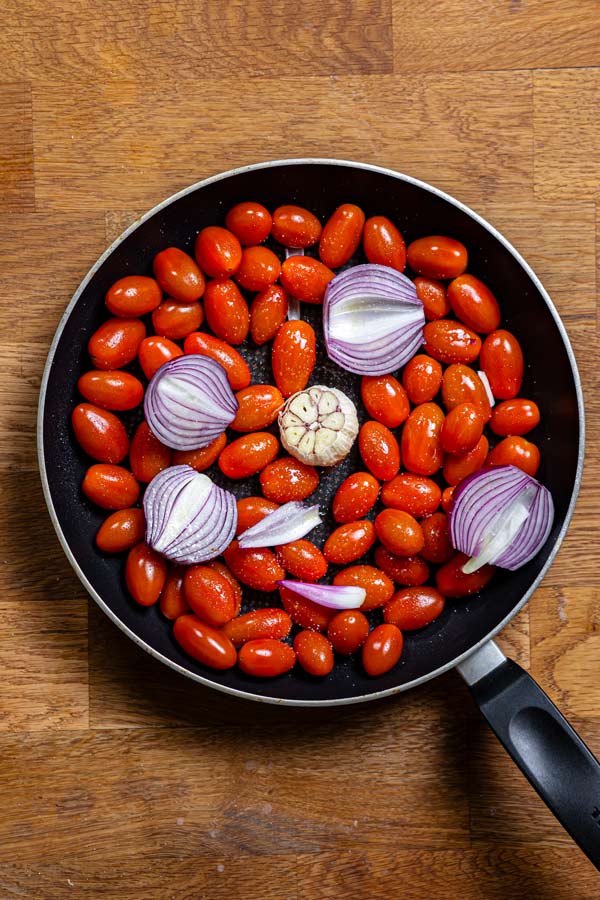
71, 200, 541, 679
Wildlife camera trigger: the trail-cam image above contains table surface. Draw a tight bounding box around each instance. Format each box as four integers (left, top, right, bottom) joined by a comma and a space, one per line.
2, 2, 600, 897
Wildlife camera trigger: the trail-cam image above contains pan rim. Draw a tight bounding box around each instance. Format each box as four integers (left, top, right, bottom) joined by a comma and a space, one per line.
37, 157, 586, 707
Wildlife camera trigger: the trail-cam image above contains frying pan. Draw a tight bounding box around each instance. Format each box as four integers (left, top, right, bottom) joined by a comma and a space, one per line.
38, 159, 600, 868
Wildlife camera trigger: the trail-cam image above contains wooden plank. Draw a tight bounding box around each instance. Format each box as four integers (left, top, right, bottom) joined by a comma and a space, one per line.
494, 605, 530, 668
0, 83, 34, 212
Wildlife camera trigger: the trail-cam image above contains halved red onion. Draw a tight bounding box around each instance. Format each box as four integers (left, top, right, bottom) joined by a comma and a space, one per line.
238, 502, 321, 549
323, 264, 425, 375
285, 247, 303, 321
448, 464, 554, 573
144, 355, 238, 451
278, 579, 365, 609
144, 464, 237, 564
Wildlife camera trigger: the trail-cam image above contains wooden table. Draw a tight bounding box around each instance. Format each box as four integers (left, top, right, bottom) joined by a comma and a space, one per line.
2, 3, 600, 896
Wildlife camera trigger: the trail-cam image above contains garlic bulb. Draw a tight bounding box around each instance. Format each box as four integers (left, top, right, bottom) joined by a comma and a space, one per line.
278, 385, 359, 466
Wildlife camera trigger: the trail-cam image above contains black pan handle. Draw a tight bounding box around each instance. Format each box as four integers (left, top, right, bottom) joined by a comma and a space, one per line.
457, 640, 600, 870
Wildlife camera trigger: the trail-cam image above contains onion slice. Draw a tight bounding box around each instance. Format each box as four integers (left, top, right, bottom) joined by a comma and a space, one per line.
278, 579, 365, 609
323, 264, 425, 375
285, 247, 303, 321
238, 502, 321, 549
448, 464, 554, 573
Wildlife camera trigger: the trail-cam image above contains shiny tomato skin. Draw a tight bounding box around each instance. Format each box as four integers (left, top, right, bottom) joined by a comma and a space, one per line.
238, 639, 296, 677
319, 204, 365, 268
293, 631, 334, 677
183, 332, 251, 390
77, 370, 144, 411
487, 435, 540, 476
72, 403, 129, 464
333, 564, 394, 611
222, 540, 285, 592
332, 471, 380, 523
374, 547, 430, 586
443, 434, 489, 485
381, 473, 441, 517
82, 464, 140, 509
280, 256, 335, 304
153, 247, 205, 302
414, 277, 450, 321
173, 614, 237, 669
236, 496, 280, 535
250, 285, 288, 345
138, 336, 183, 379
159, 566, 189, 620
276, 540, 328, 582
441, 485, 456, 512
203, 278, 250, 345
363, 216, 406, 271
151, 298, 204, 340
279, 584, 336, 631
401, 402, 445, 476
361, 375, 410, 428
447, 274, 501, 333
105, 275, 162, 317
125, 543, 167, 606
206, 561, 243, 612
223, 608, 292, 648
423, 320, 481, 365
323, 520, 376, 565
88, 318, 146, 370
271, 320, 316, 397
442, 364, 491, 421
480, 329, 524, 399
96, 507, 145, 553
490, 399, 540, 436
234, 245, 281, 292
402, 354, 443, 404
231, 385, 284, 432
259, 457, 319, 502
129, 421, 172, 482
384, 587, 445, 630
358, 421, 401, 481
420, 512, 454, 564
362, 624, 403, 676
194, 226, 242, 279
375, 509, 425, 557
272, 205, 322, 248
440, 402, 485, 454
407, 235, 468, 280
218, 433, 279, 479
184, 566, 238, 626
327, 610, 370, 654
173, 433, 227, 472
225, 202, 272, 245
436, 553, 495, 598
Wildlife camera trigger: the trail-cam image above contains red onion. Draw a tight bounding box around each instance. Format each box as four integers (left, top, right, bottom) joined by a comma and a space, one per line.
144, 355, 238, 451
144, 464, 237, 564
448, 464, 554, 573
238, 502, 321, 549
323, 263, 425, 375
278, 579, 365, 609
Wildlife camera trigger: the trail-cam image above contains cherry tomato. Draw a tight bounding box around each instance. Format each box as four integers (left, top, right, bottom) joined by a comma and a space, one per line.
293, 631, 334, 677
250, 285, 288, 345
88, 318, 146, 370
487, 435, 540, 476
184, 566, 238, 626
238, 639, 296, 677
234, 246, 281, 292
423, 320, 481, 365
153, 247, 205, 302
358, 421, 401, 481
96, 508, 145, 553
184, 332, 251, 390
401, 402, 444, 476
260, 457, 319, 502
323, 520, 376, 565
159, 566, 189, 620
363, 216, 406, 271
138, 336, 183, 379
402, 354, 443, 404
72, 403, 129, 463
203, 278, 249, 345
77, 370, 144, 411
414, 277, 450, 321
480, 329, 524, 399
105, 275, 162, 317
442, 364, 492, 420
333, 565, 394, 611
447, 274, 501, 333
173, 614, 237, 669
374, 547, 430, 586
222, 540, 285, 592
219, 433, 279, 479
272, 205, 322, 248
225, 201, 272, 246
327, 610, 370, 654
384, 587, 445, 630
381, 473, 441, 517
441, 485, 456, 512
194, 226, 242, 279
279, 584, 335, 631
375, 509, 424, 557
332, 471, 380, 523
125, 543, 167, 606
361, 375, 410, 428
223, 608, 292, 648
443, 434, 489, 485
407, 235, 468, 279
151, 298, 204, 340
129, 421, 171, 482
271, 320, 317, 397
206, 560, 243, 612
280, 256, 335, 304
231, 385, 284, 432
173, 433, 228, 471
490, 399, 540, 436
276, 540, 328, 582
319, 203, 365, 268
440, 402, 485, 454
420, 512, 453, 564
236, 496, 280, 535
436, 553, 495, 598
362, 624, 403, 676
82, 464, 140, 509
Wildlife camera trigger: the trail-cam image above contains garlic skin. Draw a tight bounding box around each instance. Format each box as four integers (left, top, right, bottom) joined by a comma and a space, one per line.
278, 385, 359, 466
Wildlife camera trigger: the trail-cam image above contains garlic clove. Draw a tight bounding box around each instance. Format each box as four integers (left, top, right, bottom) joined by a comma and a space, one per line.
278, 385, 359, 466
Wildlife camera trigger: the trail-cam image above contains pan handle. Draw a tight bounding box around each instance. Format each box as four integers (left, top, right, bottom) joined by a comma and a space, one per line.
457, 640, 600, 870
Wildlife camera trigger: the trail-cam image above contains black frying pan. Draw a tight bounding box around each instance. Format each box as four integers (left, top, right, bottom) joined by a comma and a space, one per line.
38, 159, 600, 868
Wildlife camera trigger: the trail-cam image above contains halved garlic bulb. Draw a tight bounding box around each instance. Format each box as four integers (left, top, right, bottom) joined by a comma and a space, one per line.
278, 385, 359, 466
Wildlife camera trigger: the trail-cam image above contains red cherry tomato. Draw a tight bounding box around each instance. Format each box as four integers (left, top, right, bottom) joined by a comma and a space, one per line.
173, 614, 237, 669
238, 639, 296, 677
414, 277, 450, 321
333, 565, 394, 611
72, 403, 129, 464
440, 402, 485, 454
480, 329, 524, 399
231, 385, 284, 432
442, 364, 491, 421
105, 275, 162, 317
223, 608, 292, 647
234, 246, 281, 292
138, 336, 183, 379
82, 464, 139, 509
260, 457, 319, 502
362, 624, 403, 676
319, 203, 365, 268
381, 474, 441, 517
77, 370, 144, 411
184, 566, 238, 626
447, 274, 501, 333
173, 433, 227, 472
402, 354, 443, 404
441, 485, 456, 512
272, 205, 322, 248
271, 320, 317, 397
375, 509, 425, 557
88, 318, 146, 370
250, 285, 288, 345
435, 553, 495, 598
420, 512, 453, 564
184, 332, 251, 390
222, 540, 285, 592
374, 547, 430, 586
225, 202, 272, 245
323, 520, 376, 565
219, 433, 279, 479
487, 435, 540, 476
129, 421, 171, 482
358, 421, 401, 481
332, 471, 380, 523
401, 402, 445, 476
236, 496, 280, 535
279, 584, 335, 631
384, 587, 445, 630
151, 298, 204, 340
203, 278, 249, 345
423, 320, 481, 365
276, 540, 328, 582
159, 566, 189, 620
490, 399, 540, 436
327, 610, 370, 654
293, 631, 334, 677
125, 543, 167, 606
407, 235, 468, 279
206, 561, 243, 611
443, 434, 489, 485
194, 226, 242, 279
361, 375, 410, 428
280, 256, 335, 304
363, 216, 406, 271
96, 508, 145, 553
153, 247, 205, 302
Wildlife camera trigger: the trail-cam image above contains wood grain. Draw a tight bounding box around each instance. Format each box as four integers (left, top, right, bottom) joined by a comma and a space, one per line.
0, 83, 34, 212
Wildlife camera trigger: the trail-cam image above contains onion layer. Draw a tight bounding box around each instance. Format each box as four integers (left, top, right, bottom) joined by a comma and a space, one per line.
277, 579, 365, 609
238, 502, 321, 549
